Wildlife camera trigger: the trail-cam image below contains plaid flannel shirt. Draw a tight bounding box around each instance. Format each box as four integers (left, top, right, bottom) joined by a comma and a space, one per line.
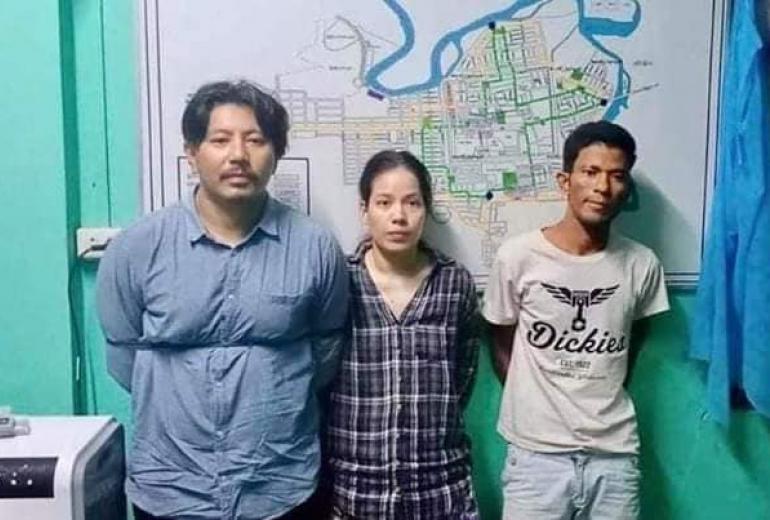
325, 242, 481, 519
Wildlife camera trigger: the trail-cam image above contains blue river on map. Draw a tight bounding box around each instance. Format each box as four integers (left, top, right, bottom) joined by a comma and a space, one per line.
364, 0, 641, 120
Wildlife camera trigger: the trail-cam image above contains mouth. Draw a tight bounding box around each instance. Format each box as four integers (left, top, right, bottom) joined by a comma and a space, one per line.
585, 200, 610, 212
386, 231, 412, 242
221, 171, 253, 183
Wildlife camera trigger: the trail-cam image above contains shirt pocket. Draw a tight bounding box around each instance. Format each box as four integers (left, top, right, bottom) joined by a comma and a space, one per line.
412, 324, 451, 362
243, 292, 313, 343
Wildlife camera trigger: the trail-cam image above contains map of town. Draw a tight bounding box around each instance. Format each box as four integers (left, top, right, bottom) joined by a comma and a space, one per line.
140, 0, 724, 284
276, 0, 649, 275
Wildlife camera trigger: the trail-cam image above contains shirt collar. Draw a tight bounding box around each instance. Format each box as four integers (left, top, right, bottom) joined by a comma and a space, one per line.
183, 187, 282, 244
254, 196, 281, 239
182, 193, 207, 243
349, 239, 454, 266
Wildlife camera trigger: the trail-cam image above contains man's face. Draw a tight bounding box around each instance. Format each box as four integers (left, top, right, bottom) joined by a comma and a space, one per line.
362, 167, 427, 255
186, 103, 275, 205
558, 143, 631, 227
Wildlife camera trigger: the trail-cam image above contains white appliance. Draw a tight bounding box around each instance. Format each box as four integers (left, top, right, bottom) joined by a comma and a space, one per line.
0, 416, 125, 520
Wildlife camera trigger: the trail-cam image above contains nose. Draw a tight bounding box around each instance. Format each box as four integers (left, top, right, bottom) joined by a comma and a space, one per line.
390, 202, 407, 223
594, 172, 610, 193
229, 138, 247, 162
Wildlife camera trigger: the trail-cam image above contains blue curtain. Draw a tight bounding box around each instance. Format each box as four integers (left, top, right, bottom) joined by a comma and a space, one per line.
692, 0, 770, 422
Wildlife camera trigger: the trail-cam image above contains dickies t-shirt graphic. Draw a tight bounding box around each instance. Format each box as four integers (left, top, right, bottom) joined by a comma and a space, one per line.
483, 230, 669, 454
541, 282, 619, 331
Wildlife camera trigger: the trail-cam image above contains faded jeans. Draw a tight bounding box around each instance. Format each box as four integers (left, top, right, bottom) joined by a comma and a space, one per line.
501, 443, 640, 520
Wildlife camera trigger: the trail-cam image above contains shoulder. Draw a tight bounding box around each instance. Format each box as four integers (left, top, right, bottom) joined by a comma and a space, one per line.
610, 234, 663, 268
98, 205, 188, 285
272, 199, 337, 244
269, 200, 343, 271
494, 229, 541, 265
107, 205, 186, 254
429, 246, 478, 295
609, 234, 667, 297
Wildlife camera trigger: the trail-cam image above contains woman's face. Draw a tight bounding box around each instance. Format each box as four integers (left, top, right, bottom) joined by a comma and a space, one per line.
362, 166, 427, 255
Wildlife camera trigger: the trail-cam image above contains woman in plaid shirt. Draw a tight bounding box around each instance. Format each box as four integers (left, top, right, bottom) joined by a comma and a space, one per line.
324, 150, 481, 519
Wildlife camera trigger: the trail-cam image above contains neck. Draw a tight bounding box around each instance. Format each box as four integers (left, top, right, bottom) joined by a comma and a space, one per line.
544, 215, 610, 255
366, 241, 426, 277
195, 190, 267, 246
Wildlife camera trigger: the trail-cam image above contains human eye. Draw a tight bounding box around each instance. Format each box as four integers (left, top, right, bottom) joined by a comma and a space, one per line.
375, 198, 391, 208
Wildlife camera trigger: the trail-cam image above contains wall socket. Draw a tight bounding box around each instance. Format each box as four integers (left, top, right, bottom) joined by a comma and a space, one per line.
76, 227, 121, 260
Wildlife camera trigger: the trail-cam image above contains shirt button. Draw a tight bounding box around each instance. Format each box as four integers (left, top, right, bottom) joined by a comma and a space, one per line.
216, 430, 224, 439
227, 294, 234, 300
215, 381, 223, 388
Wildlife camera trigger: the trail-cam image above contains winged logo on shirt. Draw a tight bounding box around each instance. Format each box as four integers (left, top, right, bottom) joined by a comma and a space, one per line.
541, 283, 620, 331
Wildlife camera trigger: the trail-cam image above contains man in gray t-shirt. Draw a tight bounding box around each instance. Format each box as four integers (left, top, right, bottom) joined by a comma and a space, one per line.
483, 121, 669, 520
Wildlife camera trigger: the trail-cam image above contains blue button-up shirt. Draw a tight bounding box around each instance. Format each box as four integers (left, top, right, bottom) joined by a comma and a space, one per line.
96, 195, 349, 519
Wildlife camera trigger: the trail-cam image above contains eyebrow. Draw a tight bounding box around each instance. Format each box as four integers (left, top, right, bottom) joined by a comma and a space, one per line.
373, 190, 422, 196
582, 165, 627, 173
208, 128, 263, 135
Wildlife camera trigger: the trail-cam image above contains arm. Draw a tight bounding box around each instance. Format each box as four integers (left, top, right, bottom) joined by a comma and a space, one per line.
481, 249, 520, 385
455, 276, 481, 407
95, 235, 144, 392
311, 233, 350, 391
624, 318, 651, 387
625, 256, 669, 386
488, 323, 516, 384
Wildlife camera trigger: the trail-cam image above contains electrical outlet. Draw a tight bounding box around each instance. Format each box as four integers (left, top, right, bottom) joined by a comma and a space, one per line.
76, 227, 121, 260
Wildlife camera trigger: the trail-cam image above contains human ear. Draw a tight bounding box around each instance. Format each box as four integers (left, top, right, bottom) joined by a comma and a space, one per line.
359, 199, 369, 228
184, 143, 199, 174
556, 171, 570, 193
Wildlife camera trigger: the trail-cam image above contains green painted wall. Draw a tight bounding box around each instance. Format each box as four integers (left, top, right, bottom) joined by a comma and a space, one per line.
0, 2, 768, 519
0, 1, 76, 414
70, 0, 138, 434
0, 0, 137, 421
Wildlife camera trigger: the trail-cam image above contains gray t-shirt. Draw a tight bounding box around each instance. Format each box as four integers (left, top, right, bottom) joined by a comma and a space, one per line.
483, 230, 669, 454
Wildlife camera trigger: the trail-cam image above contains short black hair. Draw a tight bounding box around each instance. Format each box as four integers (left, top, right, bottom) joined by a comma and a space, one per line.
562, 120, 637, 173
359, 150, 433, 214
182, 80, 289, 158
